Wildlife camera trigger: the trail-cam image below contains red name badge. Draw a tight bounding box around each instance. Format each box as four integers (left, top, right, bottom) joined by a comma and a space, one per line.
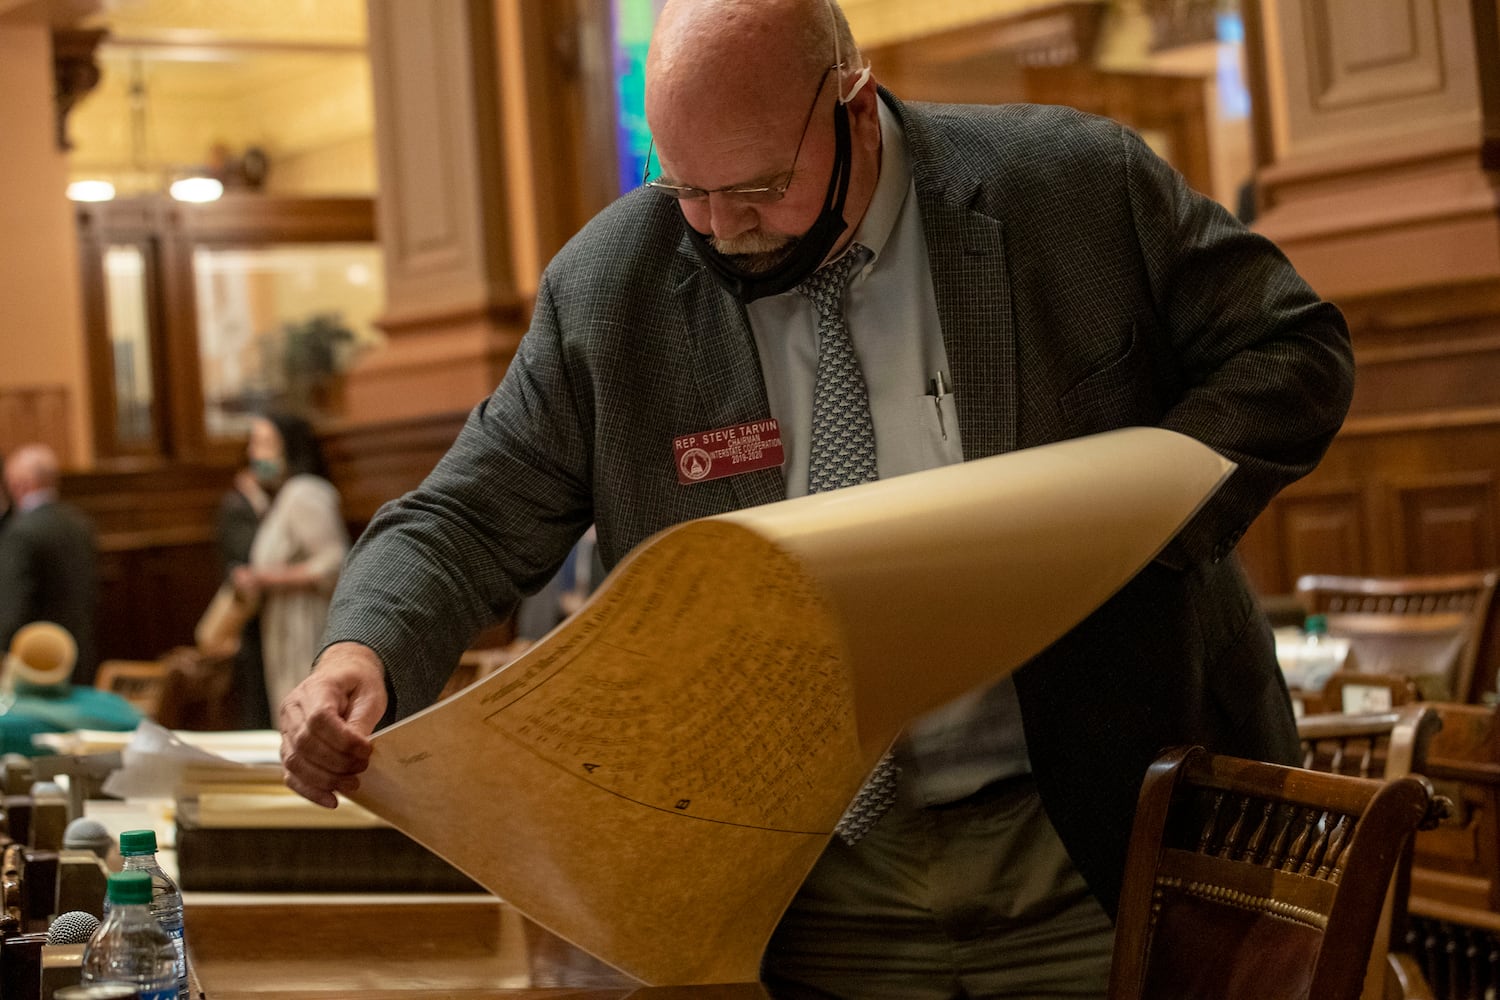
673, 419, 786, 485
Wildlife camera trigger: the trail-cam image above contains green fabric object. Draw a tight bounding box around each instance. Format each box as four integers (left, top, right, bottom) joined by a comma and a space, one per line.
0, 685, 141, 755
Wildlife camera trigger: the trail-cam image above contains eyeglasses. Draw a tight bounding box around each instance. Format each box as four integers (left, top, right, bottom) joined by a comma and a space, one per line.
641, 65, 835, 204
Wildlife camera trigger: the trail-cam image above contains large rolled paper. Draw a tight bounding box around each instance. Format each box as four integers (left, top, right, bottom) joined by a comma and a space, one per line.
350, 427, 1236, 985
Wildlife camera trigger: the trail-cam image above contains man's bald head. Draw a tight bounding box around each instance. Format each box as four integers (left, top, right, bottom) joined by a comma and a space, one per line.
4, 444, 60, 504
646, 0, 860, 138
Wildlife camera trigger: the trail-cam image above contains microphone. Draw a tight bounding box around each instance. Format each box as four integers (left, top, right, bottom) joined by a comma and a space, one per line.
62, 818, 113, 860
46, 910, 100, 945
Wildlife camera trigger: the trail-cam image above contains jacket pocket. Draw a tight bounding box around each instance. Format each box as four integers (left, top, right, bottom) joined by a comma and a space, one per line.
1057, 322, 1161, 433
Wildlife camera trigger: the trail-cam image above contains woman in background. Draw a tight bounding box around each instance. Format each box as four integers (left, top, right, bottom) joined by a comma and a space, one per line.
232, 413, 348, 720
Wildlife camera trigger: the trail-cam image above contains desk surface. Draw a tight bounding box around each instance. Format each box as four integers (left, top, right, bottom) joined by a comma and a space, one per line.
81, 800, 767, 996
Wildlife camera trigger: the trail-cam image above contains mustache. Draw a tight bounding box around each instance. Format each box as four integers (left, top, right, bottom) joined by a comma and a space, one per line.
711, 230, 791, 255
712, 231, 796, 274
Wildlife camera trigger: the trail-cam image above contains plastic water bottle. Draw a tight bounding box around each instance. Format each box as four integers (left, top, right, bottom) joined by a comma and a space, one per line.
117, 829, 188, 999
1300, 613, 1341, 690
81, 871, 177, 1000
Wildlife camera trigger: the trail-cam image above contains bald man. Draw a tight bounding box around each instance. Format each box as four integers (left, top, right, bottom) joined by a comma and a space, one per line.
279, 0, 1352, 995
0, 444, 100, 686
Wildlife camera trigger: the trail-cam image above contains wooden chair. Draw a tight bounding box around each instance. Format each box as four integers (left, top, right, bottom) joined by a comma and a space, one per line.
1109, 745, 1445, 1000
1289, 669, 1417, 719
93, 659, 166, 718
1300, 705, 1444, 999
1295, 571, 1500, 704
1404, 702, 1500, 999
1319, 671, 1422, 716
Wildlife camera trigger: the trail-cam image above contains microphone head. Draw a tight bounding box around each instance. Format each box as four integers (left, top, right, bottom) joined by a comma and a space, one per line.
62, 817, 113, 858
46, 909, 101, 945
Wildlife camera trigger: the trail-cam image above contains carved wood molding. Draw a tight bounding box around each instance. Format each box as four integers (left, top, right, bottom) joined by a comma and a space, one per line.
1341, 406, 1500, 437
51, 27, 106, 152
863, 2, 1107, 71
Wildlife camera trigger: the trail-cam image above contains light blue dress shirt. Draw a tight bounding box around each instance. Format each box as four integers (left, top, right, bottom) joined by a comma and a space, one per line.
747, 96, 1031, 806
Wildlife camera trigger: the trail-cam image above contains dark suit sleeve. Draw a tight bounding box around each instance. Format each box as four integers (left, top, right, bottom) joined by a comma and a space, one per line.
321, 274, 594, 720
1121, 124, 1355, 567
0, 525, 35, 651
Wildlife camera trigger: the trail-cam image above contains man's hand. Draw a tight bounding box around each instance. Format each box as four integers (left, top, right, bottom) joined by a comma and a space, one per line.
279, 642, 389, 808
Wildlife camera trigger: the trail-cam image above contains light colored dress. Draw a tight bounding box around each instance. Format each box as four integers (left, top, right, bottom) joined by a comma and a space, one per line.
250, 474, 348, 715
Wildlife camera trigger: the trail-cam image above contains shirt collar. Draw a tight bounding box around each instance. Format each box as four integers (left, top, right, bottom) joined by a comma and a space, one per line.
847, 93, 911, 269
18, 489, 56, 514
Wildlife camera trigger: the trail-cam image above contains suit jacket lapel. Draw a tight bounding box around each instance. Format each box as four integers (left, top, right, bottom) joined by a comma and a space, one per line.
888, 91, 1017, 462
672, 248, 787, 509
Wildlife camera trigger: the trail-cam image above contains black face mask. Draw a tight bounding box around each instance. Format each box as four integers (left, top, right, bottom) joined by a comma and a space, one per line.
682, 97, 855, 304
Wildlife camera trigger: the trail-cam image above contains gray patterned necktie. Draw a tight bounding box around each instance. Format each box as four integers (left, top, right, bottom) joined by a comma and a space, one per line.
797, 244, 899, 845
801, 244, 878, 493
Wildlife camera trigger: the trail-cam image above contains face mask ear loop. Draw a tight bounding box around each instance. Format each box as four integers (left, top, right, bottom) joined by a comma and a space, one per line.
822, 98, 853, 214
839, 63, 872, 105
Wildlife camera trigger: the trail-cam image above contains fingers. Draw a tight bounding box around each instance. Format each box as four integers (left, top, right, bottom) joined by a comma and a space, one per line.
281, 698, 366, 808
279, 644, 389, 808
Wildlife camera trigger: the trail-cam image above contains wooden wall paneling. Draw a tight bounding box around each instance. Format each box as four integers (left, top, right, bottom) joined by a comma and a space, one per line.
1410, 704, 1500, 916
1235, 501, 1286, 597
1269, 0, 1478, 163
63, 460, 240, 661
366, 0, 513, 327
1304, 0, 1445, 111
1272, 485, 1370, 582
350, 0, 530, 425
512, 0, 619, 270
95, 540, 222, 662
321, 411, 468, 529
1389, 473, 1499, 574
59, 406, 479, 661
1349, 333, 1500, 418
0, 386, 71, 465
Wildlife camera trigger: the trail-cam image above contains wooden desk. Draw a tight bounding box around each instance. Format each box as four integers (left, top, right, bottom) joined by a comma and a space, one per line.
184, 893, 766, 997
84, 802, 768, 996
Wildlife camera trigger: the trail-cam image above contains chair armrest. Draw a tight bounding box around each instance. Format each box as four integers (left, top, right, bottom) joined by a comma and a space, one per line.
1386, 952, 1435, 1000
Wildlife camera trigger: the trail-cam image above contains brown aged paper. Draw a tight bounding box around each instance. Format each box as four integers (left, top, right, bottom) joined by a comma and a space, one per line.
350, 427, 1235, 985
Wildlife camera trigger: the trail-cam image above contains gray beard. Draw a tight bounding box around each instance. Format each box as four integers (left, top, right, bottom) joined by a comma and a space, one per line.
712, 235, 796, 274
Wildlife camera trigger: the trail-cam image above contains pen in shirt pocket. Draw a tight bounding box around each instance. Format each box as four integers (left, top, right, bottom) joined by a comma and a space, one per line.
928, 371, 951, 440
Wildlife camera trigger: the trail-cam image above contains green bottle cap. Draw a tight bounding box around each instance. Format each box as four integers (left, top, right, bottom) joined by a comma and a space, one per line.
106, 870, 154, 905
119, 829, 159, 856
1305, 613, 1329, 634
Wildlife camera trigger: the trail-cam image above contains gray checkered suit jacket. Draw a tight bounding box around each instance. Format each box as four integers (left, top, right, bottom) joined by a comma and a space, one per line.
327, 92, 1353, 914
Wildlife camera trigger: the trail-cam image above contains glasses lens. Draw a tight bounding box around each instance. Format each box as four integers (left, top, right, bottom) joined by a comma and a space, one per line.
647, 182, 700, 200
726, 187, 783, 205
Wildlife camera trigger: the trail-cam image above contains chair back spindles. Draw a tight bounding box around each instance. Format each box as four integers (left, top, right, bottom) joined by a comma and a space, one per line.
1109, 744, 1442, 1000
1295, 570, 1499, 703
1298, 705, 1443, 999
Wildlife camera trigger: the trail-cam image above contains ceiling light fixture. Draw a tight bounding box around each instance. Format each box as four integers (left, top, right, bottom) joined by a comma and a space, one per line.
67, 179, 116, 202
168, 175, 224, 202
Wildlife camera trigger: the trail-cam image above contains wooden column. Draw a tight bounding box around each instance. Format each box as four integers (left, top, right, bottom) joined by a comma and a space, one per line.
346, 0, 526, 424
1240, 0, 1500, 692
